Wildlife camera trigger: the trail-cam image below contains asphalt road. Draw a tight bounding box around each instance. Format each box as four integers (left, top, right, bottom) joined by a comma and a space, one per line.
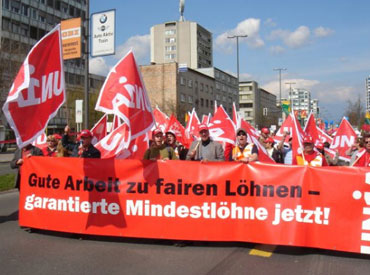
0, 162, 15, 175
1, 191, 370, 275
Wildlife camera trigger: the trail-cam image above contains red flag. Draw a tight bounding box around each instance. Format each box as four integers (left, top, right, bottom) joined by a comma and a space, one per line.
153, 107, 169, 132
209, 106, 236, 145
2, 25, 65, 148
290, 112, 305, 165
94, 123, 130, 159
232, 102, 240, 129
185, 108, 200, 140
112, 114, 122, 131
124, 132, 149, 160
330, 117, 357, 162
32, 132, 48, 151
165, 114, 189, 147
240, 119, 275, 163
201, 114, 210, 125
317, 127, 333, 144
304, 112, 320, 144
90, 114, 108, 145
95, 50, 154, 140
275, 115, 295, 143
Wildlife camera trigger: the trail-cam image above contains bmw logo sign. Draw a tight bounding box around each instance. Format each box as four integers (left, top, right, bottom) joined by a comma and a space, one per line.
100, 14, 107, 24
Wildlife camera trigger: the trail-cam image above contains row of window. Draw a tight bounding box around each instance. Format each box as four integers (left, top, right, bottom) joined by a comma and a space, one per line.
180, 94, 215, 108
215, 70, 236, 85
2, 0, 86, 23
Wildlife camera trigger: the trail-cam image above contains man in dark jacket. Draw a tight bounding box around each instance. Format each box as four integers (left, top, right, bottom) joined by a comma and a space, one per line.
62, 126, 101, 158
10, 144, 43, 190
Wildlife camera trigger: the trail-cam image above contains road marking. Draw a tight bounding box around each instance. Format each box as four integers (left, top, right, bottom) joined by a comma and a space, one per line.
249, 244, 276, 257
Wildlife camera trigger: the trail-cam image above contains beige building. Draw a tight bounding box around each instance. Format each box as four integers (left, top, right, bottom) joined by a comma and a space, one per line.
150, 20, 212, 69
141, 63, 238, 123
239, 81, 279, 129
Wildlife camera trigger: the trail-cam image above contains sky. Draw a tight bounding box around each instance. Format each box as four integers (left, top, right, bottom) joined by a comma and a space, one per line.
89, 0, 370, 123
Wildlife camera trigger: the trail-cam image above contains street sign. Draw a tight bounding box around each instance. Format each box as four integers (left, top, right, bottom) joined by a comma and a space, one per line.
61, 18, 81, 60
91, 10, 115, 57
75, 100, 83, 123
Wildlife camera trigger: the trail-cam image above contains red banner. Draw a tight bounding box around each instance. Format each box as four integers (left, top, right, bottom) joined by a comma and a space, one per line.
19, 158, 370, 254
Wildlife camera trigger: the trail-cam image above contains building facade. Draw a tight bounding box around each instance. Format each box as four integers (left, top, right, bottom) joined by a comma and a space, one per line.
196, 67, 238, 114
239, 81, 279, 129
150, 20, 213, 69
140, 63, 216, 123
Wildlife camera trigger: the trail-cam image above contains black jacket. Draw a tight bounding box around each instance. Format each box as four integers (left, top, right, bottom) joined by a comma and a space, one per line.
10, 145, 43, 190
62, 134, 101, 158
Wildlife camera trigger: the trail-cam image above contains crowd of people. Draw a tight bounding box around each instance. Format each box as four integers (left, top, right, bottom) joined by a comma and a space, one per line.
10, 123, 370, 189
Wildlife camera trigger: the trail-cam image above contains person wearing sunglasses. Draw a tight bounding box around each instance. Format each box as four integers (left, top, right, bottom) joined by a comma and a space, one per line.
228, 128, 258, 163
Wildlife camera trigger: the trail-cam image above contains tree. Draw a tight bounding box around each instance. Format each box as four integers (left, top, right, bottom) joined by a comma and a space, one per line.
344, 95, 365, 129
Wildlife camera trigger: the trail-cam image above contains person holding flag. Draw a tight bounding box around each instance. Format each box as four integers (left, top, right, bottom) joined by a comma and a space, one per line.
186, 124, 224, 162
296, 135, 326, 167
62, 126, 101, 158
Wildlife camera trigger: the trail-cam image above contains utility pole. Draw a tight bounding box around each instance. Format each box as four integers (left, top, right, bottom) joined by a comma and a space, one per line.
285, 82, 296, 113
273, 68, 287, 105
84, 0, 90, 129
227, 34, 248, 86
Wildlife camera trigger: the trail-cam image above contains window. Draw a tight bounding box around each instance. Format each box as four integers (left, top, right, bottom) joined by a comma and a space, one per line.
188, 79, 193, 88
206, 99, 209, 107
216, 83, 220, 90
21, 4, 29, 16
200, 83, 203, 91
200, 98, 204, 107
165, 29, 176, 35
180, 77, 185, 85
180, 94, 186, 102
188, 96, 193, 103
165, 46, 176, 51
11, 0, 20, 13
165, 53, 176, 60
3, 0, 10, 10
205, 85, 208, 93
210, 87, 213, 94
165, 37, 176, 43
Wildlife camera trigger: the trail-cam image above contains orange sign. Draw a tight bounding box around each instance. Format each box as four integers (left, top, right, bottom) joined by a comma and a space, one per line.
19, 157, 370, 254
61, 18, 81, 60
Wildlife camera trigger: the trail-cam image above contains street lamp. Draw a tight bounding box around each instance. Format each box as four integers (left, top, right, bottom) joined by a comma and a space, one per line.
273, 68, 287, 105
285, 82, 296, 113
227, 34, 248, 85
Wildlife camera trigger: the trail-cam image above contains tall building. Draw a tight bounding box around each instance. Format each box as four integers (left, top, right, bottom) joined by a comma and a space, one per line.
286, 88, 320, 124
311, 99, 319, 117
150, 21, 213, 69
1, 0, 104, 132
239, 81, 279, 128
366, 75, 370, 112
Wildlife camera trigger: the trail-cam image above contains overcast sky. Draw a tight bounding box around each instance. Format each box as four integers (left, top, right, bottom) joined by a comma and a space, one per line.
90, 0, 370, 122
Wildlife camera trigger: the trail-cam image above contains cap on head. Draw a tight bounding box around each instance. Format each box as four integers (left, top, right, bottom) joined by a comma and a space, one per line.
303, 135, 314, 144
166, 130, 176, 138
80, 129, 93, 138
265, 137, 274, 144
261, 127, 270, 134
236, 128, 247, 135
152, 128, 163, 136
53, 134, 62, 140
198, 124, 209, 132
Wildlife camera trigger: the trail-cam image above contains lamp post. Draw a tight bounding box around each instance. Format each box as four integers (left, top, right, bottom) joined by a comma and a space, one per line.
273, 68, 287, 105
84, 0, 90, 129
227, 34, 248, 85
285, 82, 296, 114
